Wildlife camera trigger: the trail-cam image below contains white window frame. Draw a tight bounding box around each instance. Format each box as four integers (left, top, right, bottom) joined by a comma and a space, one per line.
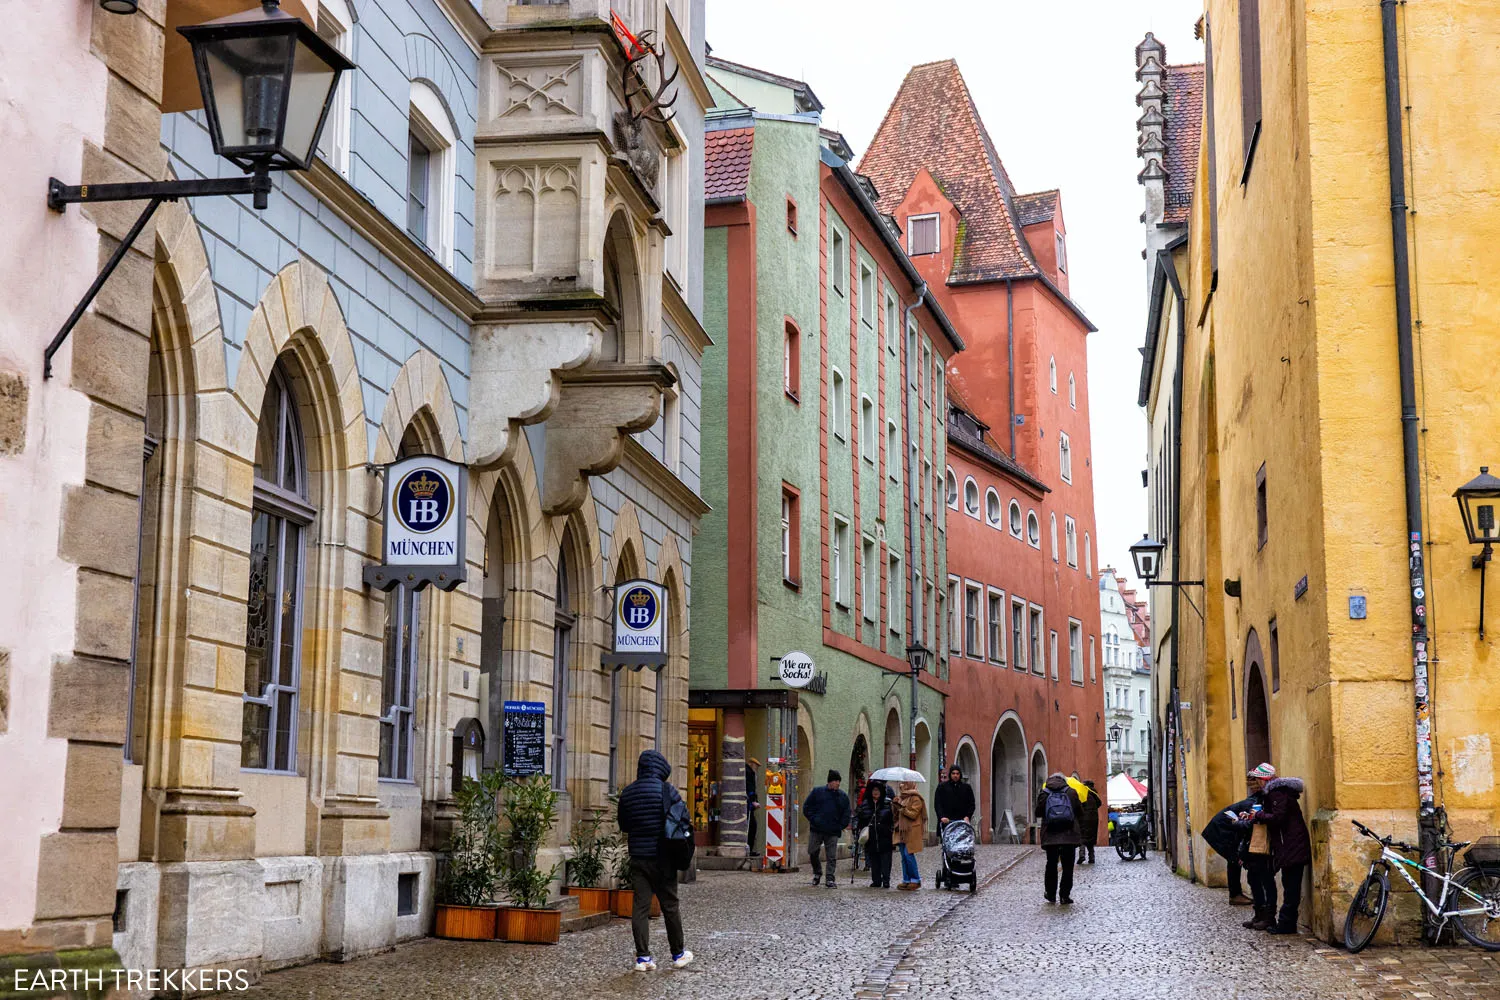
921, 344, 932, 408
408, 81, 456, 268
1056, 230, 1067, 273
964, 581, 983, 660
830, 226, 847, 295
1049, 356, 1057, 394
1049, 629, 1059, 681
945, 467, 959, 510
888, 420, 899, 481
1068, 619, 1083, 685
859, 263, 874, 326
662, 378, 681, 474
888, 554, 902, 637
987, 587, 1006, 665
1065, 515, 1077, 568
985, 487, 1002, 527
947, 576, 962, 653
1027, 510, 1040, 548
315, 0, 354, 177
781, 493, 792, 581
1060, 432, 1073, 483
831, 368, 847, 441
907, 213, 940, 256
1049, 513, 1059, 562
922, 458, 933, 514
1009, 500, 1023, 538
1068, 373, 1076, 409
665, 145, 691, 284
963, 476, 980, 518
885, 290, 898, 355
1089, 634, 1096, 682
861, 395, 876, 464
1011, 596, 1027, 673
832, 516, 850, 608
862, 535, 878, 623
1029, 604, 1044, 676
1084, 531, 1092, 577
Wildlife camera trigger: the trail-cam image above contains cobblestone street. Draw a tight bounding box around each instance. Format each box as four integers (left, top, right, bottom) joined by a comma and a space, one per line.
244, 846, 1500, 1000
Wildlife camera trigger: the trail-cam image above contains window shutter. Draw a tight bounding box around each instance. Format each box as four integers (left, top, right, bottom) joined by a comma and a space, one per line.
1239, 0, 1262, 174
909, 216, 939, 256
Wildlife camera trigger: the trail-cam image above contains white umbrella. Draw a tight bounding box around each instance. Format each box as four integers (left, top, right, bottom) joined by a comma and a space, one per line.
868, 766, 926, 783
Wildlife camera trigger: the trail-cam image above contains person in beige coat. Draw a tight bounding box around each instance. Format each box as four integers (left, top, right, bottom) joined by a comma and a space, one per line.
893, 781, 929, 890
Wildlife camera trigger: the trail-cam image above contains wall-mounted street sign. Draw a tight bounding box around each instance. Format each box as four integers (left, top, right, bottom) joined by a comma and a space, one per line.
502, 701, 546, 777
604, 578, 668, 672
365, 454, 467, 592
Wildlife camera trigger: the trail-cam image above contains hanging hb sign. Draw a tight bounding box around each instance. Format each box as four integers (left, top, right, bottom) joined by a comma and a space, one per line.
364, 454, 467, 592
604, 578, 667, 671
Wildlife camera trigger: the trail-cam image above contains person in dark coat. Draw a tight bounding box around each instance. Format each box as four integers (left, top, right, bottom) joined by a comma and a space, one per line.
934, 765, 977, 827
1075, 779, 1102, 864
1203, 791, 1259, 906
745, 758, 761, 854
856, 781, 896, 888
616, 749, 692, 971
1254, 774, 1311, 934
1034, 773, 1083, 904
802, 770, 851, 887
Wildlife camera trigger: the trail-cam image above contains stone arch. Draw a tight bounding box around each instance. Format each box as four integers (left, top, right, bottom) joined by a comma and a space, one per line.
656, 535, 689, 777
989, 712, 1028, 841
600, 210, 645, 363
851, 709, 873, 787
233, 260, 367, 799
153, 197, 230, 395
914, 717, 933, 784
882, 700, 904, 768
376, 350, 464, 464
795, 701, 815, 841
1030, 743, 1050, 816
405, 32, 473, 126
1244, 628, 1272, 771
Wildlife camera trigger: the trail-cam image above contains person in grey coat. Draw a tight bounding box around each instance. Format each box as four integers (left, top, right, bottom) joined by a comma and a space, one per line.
1034, 773, 1083, 904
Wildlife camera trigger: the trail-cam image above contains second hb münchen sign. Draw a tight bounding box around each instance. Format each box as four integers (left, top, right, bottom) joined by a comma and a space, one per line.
364, 454, 467, 592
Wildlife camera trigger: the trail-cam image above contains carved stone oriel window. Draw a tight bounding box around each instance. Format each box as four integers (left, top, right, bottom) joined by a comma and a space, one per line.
488, 161, 581, 278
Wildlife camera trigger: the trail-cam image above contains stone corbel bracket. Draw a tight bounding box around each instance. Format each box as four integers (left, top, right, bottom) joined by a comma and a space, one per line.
543, 361, 675, 515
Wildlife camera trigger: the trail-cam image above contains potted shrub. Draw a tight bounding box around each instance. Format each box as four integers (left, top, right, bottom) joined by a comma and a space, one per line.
565, 810, 614, 915
434, 770, 503, 940
495, 775, 563, 944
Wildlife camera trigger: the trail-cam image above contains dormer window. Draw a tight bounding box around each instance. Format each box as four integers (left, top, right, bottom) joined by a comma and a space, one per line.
907, 214, 939, 256
1056, 231, 1067, 273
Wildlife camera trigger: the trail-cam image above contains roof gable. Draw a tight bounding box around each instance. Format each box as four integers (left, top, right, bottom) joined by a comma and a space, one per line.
1162, 63, 1204, 225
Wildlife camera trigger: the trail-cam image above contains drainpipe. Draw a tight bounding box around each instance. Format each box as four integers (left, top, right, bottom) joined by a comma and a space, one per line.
903, 282, 928, 770
1006, 279, 1017, 457
1380, 0, 1440, 940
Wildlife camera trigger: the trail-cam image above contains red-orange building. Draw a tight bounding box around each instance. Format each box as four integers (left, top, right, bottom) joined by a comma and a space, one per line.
862, 60, 1107, 842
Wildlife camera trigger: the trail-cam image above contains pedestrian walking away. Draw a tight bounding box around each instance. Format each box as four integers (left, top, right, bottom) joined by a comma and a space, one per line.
745, 757, 761, 855
803, 770, 851, 887
1075, 778, 1101, 865
1253, 771, 1311, 935
857, 781, 896, 888
894, 781, 929, 889
1035, 772, 1083, 904
616, 749, 694, 972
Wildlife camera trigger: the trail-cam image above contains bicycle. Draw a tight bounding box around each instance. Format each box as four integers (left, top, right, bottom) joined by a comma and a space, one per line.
1343, 819, 1500, 952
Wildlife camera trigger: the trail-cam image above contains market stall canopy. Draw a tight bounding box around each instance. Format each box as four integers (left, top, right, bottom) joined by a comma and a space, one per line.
162, 0, 316, 114
1107, 772, 1148, 806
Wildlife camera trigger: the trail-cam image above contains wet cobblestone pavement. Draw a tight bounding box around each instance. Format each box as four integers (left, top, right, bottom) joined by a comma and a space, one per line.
246, 846, 1500, 1000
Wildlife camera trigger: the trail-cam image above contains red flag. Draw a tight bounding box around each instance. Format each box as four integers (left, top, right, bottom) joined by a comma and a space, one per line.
610, 8, 646, 58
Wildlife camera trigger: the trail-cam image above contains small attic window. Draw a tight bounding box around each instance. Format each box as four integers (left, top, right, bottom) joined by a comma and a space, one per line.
1056, 232, 1067, 273
908, 214, 939, 256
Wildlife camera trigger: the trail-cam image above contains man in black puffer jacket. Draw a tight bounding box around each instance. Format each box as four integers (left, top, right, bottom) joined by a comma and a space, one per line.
617, 750, 691, 972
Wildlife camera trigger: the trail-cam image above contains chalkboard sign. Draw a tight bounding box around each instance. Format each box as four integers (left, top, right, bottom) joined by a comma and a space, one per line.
503, 701, 546, 777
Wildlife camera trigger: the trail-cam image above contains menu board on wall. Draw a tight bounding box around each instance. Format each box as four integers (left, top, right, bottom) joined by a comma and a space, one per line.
502, 701, 546, 777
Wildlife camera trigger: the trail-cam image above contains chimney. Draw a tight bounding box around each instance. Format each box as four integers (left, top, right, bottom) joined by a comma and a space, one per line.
1135, 32, 1168, 226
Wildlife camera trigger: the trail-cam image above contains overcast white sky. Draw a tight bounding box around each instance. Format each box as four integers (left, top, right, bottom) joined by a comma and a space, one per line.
706, 0, 1204, 592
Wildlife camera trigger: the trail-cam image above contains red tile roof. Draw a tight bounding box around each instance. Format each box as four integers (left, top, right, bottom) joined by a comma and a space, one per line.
1013, 189, 1059, 227
1162, 63, 1204, 225
859, 59, 1038, 282
705, 127, 755, 202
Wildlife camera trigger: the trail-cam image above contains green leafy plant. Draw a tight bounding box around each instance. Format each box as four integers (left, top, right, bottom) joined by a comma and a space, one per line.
438, 769, 504, 906
567, 810, 614, 889
610, 840, 633, 890
497, 775, 561, 909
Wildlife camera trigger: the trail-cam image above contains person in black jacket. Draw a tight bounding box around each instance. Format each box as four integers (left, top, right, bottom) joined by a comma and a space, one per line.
1202, 770, 1266, 908
856, 781, 896, 888
616, 749, 692, 972
933, 765, 976, 880
1075, 779, 1102, 864
802, 770, 851, 887
1034, 773, 1083, 904
745, 757, 761, 855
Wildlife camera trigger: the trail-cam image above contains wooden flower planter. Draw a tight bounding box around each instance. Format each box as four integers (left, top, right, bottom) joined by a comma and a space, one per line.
610, 889, 661, 919
566, 886, 612, 915
434, 904, 498, 940
497, 906, 562, 944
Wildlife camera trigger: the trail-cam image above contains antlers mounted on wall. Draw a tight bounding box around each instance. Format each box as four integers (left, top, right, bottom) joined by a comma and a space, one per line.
623, 30, 679, 125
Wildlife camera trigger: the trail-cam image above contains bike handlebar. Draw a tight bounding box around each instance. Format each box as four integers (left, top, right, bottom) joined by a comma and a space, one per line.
1351, 820, 1416, 854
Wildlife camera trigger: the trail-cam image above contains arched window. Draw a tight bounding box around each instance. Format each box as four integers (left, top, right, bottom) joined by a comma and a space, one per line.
1026, 511, 1040, 547
1059, 433, 1073, 483
1068, 373, 1076, 409
314, 0, 354, 176
1009, 500, 1023, 537
407, 81, 456, 266
945, 468, 959, 509
1050, 513, 1059, 561
986, 487, 1002, 526
552, 534, 577, 791
1049, 356, 1057, 393
1084, 532, 1092, 577
963, 476, 980, 516
601, 237, 626, 362
243, 363, 314, 772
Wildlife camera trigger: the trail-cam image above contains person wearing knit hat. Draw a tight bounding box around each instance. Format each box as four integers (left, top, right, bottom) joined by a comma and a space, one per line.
802, 770, 851, 887
1249, 762, 1277, 780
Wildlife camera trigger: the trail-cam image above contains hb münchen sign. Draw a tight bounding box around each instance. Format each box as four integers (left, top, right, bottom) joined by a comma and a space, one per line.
603, 578, 668, 672
364, 454, 467, 592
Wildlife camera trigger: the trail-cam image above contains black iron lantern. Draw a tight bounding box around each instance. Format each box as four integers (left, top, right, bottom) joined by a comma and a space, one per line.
180, 0, 354, 173
1130, 534, 1166, 583
1454, 466, 1500, 639
905, 641, 931, 675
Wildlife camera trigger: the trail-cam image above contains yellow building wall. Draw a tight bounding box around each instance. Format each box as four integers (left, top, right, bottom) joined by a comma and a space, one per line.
1175, 0, 1500, 942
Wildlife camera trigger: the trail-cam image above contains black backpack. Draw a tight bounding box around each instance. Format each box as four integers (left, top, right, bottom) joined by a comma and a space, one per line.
1043, 788, 1075, 832
661, 780, 696, 871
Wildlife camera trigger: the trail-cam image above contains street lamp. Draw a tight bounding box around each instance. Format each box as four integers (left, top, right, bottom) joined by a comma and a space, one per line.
43, 0, 354, 378
905, 642, 930, 770
1129, 533, 1203, 589
1454, 466, 1500, 638
1108, 724, 1122, 776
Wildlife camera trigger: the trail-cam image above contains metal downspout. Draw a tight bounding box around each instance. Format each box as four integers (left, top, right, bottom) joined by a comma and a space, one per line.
1380, 0, 1440, 941
904, 282, 929, 769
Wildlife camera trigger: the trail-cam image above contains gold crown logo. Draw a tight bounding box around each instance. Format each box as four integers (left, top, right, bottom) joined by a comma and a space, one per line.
406, 473, 440, 500
628, 590, 652, 607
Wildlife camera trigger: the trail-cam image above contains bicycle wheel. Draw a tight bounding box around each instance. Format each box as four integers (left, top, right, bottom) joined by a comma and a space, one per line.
1343, 872, 1388, 953
1452, 867, 1500, 951
1116, 839, 1132, 861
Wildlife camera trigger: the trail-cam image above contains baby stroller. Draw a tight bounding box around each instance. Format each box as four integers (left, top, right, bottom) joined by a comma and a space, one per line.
935, 819, 978, 893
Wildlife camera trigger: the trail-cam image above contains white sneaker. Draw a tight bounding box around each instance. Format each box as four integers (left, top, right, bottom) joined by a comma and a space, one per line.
671, 950, 694, 969
635, 957, 656, 972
